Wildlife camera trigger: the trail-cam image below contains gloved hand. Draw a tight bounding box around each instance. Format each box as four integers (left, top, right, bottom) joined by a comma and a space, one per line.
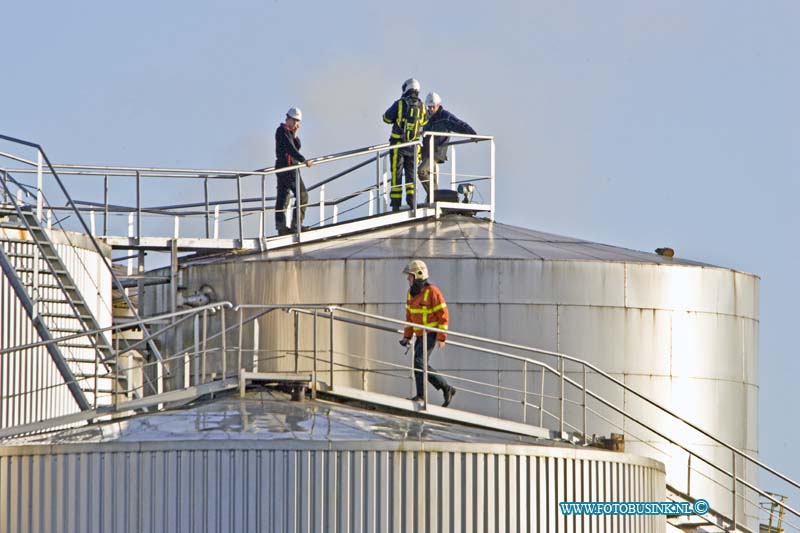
399, 337, 411, 347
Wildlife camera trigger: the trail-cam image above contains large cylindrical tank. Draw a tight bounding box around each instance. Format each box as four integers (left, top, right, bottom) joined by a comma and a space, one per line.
145, 215, 759, 528
0, 391, 666, 533
1, 227, 113, 427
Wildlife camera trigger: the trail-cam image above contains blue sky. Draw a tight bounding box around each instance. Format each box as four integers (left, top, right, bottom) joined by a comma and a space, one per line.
5, 0, 799, 485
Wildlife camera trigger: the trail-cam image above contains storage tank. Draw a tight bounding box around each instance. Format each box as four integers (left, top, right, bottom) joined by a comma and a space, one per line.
0, 390, 666, 532
1, 226, 113, 427
144, 214, 759, 528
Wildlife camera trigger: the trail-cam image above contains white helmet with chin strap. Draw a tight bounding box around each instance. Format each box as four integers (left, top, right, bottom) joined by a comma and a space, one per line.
403, 259, 429, 280
402, 78, 421, 94
425, 92, 441, 107
286, 107, 302, 121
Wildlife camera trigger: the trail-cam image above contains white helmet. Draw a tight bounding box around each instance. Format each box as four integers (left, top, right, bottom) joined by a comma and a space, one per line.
403, 259, 429, 280
286, 107, 302, 121
402, 78, 420, 93
425, 92, 441, 107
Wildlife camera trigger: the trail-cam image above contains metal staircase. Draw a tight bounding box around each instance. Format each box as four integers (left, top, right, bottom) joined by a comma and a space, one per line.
0, 204, 124, 407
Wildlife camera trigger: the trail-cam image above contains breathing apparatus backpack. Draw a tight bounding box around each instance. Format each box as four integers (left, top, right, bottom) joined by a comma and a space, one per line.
397, 94, 425, 142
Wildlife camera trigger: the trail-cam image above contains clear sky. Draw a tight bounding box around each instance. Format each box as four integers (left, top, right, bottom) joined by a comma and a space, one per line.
5, 0, 799, 487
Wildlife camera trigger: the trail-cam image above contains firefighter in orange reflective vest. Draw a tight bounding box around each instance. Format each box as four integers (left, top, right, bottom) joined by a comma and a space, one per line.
399, 259, 456, 407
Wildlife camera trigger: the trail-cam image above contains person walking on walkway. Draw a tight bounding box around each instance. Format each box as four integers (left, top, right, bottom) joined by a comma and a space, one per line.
383, 78, 428, 211
275, 107, 313, 235
399, 259, 457, 406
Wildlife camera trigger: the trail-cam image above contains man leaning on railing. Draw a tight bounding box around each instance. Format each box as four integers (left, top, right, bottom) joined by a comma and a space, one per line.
275, 107, 313, 235
418, 92, 476, 202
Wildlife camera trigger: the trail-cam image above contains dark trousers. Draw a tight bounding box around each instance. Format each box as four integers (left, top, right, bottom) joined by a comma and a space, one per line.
390, 144, 418, 209
275, 169, 308, 230
417, 156, 439, 200
413, 333, 449, 396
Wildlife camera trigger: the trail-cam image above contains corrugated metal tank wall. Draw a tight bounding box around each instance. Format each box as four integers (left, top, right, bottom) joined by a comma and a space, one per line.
0, 442, 666, 533
143, 218, 758, 528
0, 228, 113, 427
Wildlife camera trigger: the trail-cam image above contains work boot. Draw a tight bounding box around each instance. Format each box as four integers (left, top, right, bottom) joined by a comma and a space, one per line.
277, 226, 292, 236
408, 394, 424, 402
290, 225, 310, 233
442, 386, 456, 407
406, 195, 416, 209
391, 203, 401, 213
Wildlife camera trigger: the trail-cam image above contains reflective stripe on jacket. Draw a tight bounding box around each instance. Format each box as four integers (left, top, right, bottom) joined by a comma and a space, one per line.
404, 283, 448, 341
383, 93, 429, 143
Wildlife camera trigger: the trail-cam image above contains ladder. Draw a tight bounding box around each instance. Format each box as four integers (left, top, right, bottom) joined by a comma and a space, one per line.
0, 204, 125, 408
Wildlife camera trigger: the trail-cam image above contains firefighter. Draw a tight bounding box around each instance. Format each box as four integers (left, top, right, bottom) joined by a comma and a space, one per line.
383, 78, 428, 212
275, 107, 313, 235
418, 92, 477, 201
399, 259, 457, 407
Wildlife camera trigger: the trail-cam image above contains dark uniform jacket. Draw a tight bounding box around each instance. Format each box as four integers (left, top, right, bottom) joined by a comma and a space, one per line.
383, 92, 428, 143
275, 124, 306, 169
422, 108, 476, 162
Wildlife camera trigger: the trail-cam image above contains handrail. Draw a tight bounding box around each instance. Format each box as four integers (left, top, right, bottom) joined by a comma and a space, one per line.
1, 171, 117, 321
232, 303, 797, 526
0, 299, 788, 526
0, 134, 169, 372
0, 301, 232, 356
2, 134, 486, 216
328, 305, 796, 493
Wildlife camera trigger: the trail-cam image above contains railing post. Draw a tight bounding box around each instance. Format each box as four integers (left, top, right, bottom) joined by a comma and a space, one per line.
312, 310, 318, 399
489, 138, 496, 222
422, 333, 429, 409
294, 311, 299, 374
126, 213, 134, 277
213, 205, 219, 239
332, 205, 338, 225
201, 309, 208, 383
522, 361, 527, 423
46, 209, 52, 230
329, 308, 335, 390
539, 368, 545, 426
429, 134, 436, 206
260, 174, 266, 240
412, 143, 418, 216
368, 189, 374, 217
193, 313, 200, 386
687, 454, 692, 495
89, 210, 96, 236
103, 175, 109, 236
295, 171, 301, 240
220, 307, 227, 379
204, 176, 210, 239
237, 309, 244, 373
450, 146, 457, 190
237, 175, 244, 245
136, 170, 142, 243
732, 450, 737, 530
319, 184, 326, 227
382, 154, 389, 210
375, 152, 382, 215
582, 364, 587, 444
36, 149, 43, 222
559, 357, 565, 437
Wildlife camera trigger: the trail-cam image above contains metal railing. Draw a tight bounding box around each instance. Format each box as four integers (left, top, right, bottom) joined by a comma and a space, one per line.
0, 132, 495, 247
0, 300, 796, 531
216, 304, 800, 533
0, 135, 167, 372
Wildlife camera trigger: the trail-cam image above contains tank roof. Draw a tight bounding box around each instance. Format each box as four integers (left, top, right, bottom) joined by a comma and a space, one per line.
1, 389, 561, 448
188, 215, 715, 268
